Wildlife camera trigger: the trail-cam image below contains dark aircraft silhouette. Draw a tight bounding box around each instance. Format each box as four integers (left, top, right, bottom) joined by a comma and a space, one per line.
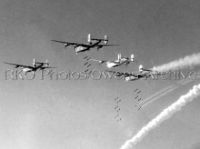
52, 34, 118, 54
89, 53, 135, 68
107, 65, 156, 81
4, 59, 55, 73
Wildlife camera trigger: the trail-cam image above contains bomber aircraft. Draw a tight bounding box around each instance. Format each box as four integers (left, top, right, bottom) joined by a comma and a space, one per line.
89, 53, 135, 68
4, 59, 55, 73
51, 34, 117, 54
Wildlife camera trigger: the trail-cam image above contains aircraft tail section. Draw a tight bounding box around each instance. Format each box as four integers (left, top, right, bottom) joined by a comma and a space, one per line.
139, 64, 143, 73
130, 54, 135, 62
139, 64, 152, 73
45, 59, 49, 66
33, 58, 36, 67
87, 33, 91, 44
103, 35, 108, 44
117, 53, 122, 61
89, 34, 108, 44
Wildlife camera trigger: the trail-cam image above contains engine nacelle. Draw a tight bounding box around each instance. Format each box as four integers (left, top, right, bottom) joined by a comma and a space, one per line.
64, 43, 68, 47
97, 45, 103, 50
125, 76, 137, 81
23, 68, 32, 73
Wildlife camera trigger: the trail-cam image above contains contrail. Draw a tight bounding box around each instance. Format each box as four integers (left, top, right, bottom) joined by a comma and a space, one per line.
141, 79, 193, 107
152, 53, 200, 72
141, 86, 177, 107
120, 83, 200, 149
141, 85, 175, 104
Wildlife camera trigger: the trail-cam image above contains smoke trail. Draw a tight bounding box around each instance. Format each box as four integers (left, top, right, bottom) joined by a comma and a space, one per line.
141, 86, 177, 107
152, 53, 200, 72
120, 83, 200, 149
141, 79, 187, 106
141, 85, 175, 104
141, 79, 193, 107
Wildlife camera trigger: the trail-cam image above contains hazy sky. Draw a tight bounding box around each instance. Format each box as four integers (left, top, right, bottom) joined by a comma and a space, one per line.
0, 0, 200, 149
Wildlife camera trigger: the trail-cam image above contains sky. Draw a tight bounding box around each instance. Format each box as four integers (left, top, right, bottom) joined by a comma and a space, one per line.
0, 0, 200, 149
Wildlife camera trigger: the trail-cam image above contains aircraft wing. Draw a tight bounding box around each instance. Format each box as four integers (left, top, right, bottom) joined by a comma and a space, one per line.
4, 62, 34, 69
40, 66, 56, 70
51, 40, 69, 44
89, 58, 106, 64
45, 66, 56, 68
51, 40, 90, 47
98, 44, 119, 47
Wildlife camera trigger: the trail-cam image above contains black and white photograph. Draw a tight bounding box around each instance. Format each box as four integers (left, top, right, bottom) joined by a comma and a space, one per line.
1, 0, 200, 149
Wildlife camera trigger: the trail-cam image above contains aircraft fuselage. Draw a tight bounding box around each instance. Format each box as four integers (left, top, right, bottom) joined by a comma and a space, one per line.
105, 58, 130, 68
74, 40, 104, 53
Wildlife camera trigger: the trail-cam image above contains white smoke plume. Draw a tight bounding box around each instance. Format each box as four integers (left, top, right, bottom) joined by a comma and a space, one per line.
120, 83, 200, 149
152, 53, 200, 72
